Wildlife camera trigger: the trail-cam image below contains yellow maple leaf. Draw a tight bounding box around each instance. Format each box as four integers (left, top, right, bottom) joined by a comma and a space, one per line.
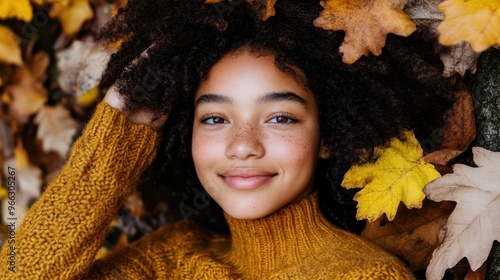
313, 0, 416, 64
438, 0, 500, 52
50, 0, 94, 36
0, 0, 33, 21
0, 25, 23, 66
341, 130, 440, 222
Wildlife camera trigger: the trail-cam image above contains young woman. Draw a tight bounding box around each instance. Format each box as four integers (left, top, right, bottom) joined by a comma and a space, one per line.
0, 0, 452, 278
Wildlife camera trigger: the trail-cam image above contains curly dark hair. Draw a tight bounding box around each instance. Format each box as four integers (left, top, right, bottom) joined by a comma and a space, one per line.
99, 0, 454, 234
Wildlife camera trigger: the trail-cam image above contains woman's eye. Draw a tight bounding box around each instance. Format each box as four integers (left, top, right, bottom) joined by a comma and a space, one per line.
202, 116, 228, 125
269, 115, 296, 124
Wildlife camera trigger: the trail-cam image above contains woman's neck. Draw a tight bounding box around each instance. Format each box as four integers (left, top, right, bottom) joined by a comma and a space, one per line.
222, 192, 338, 277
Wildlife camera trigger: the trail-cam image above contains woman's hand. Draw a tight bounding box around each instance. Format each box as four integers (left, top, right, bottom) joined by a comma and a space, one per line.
103, 84, 168, 131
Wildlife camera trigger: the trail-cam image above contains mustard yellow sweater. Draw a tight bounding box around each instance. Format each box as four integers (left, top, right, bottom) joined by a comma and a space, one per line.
0, 102, 415, 279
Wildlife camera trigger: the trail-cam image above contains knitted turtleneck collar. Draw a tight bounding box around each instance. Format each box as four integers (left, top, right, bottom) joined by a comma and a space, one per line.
222, 192, 336, 277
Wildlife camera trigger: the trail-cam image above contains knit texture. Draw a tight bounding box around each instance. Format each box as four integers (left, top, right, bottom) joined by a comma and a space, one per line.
0, 102, 415, 279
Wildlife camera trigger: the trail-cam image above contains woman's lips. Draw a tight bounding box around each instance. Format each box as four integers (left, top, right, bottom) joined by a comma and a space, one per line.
220, 168, 276, 190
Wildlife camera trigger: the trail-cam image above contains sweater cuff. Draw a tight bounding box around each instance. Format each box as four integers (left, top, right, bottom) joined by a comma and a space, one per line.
65, 101, 162, 188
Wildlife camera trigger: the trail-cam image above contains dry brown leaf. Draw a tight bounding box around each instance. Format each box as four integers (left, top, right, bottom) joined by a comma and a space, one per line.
34, 105, 79, 158
2, 67, 47, 123
422, 83, 476, 165
439, 42, 480, 77
361, 199, 455, 270
27, 52, 51, 82
438, 0, 500, 52
424, 147, 500, 280
313, 0, 416, 64
0, 25, 23, 66
404, 0, 480, 77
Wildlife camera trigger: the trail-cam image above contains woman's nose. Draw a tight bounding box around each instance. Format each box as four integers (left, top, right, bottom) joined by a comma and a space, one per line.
225, 123, 265, 160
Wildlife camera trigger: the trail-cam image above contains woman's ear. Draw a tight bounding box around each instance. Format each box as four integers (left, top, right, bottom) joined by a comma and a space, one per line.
319, 139, 330, 159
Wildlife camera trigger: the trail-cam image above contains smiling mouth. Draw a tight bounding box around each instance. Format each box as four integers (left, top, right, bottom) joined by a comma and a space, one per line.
221, 175, 275, 190
219, 168, 277, 190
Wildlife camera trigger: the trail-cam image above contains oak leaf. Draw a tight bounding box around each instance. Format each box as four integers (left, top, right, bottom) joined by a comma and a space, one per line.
0, 25, 23, 66
50, 0, 94, 36
313, 0, 416, 64
438, 0, 500, 52
0, 0, 33, 21
34, 105, 79, 158
424, 147, 500, 280
361, 199, 455, 270
342, 130, 440, 222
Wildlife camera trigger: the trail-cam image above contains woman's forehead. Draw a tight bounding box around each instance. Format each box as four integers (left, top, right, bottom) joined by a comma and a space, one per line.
196, 49, 310, 97
194, 51, 314, 103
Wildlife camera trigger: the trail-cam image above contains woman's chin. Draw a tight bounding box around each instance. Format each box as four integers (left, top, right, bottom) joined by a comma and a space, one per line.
220, 199, 279, 220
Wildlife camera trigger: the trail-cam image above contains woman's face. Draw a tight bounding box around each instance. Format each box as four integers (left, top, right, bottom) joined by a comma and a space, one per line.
192, 50, 328, 220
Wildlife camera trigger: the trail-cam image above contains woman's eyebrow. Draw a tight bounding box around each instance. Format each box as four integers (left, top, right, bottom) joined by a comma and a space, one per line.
195, 92, 308, 108
195, 94, 232, 107
257, 92, 308, 107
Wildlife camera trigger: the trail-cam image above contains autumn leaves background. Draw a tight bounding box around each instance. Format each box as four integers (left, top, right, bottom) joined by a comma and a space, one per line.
0, 0, 499, 279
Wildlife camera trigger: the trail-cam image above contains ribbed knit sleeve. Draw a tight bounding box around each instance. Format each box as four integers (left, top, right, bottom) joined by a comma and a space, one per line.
0, 102, 162, 280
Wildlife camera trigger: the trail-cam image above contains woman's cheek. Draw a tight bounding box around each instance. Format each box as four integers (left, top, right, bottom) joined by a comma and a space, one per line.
192, 132, 227, 177
271, 131, 316, 165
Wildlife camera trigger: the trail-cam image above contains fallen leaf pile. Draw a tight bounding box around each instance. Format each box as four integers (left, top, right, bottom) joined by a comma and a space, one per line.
208, 0, 499, 74
0, 0, 499, 278
0, 0, 117, 255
